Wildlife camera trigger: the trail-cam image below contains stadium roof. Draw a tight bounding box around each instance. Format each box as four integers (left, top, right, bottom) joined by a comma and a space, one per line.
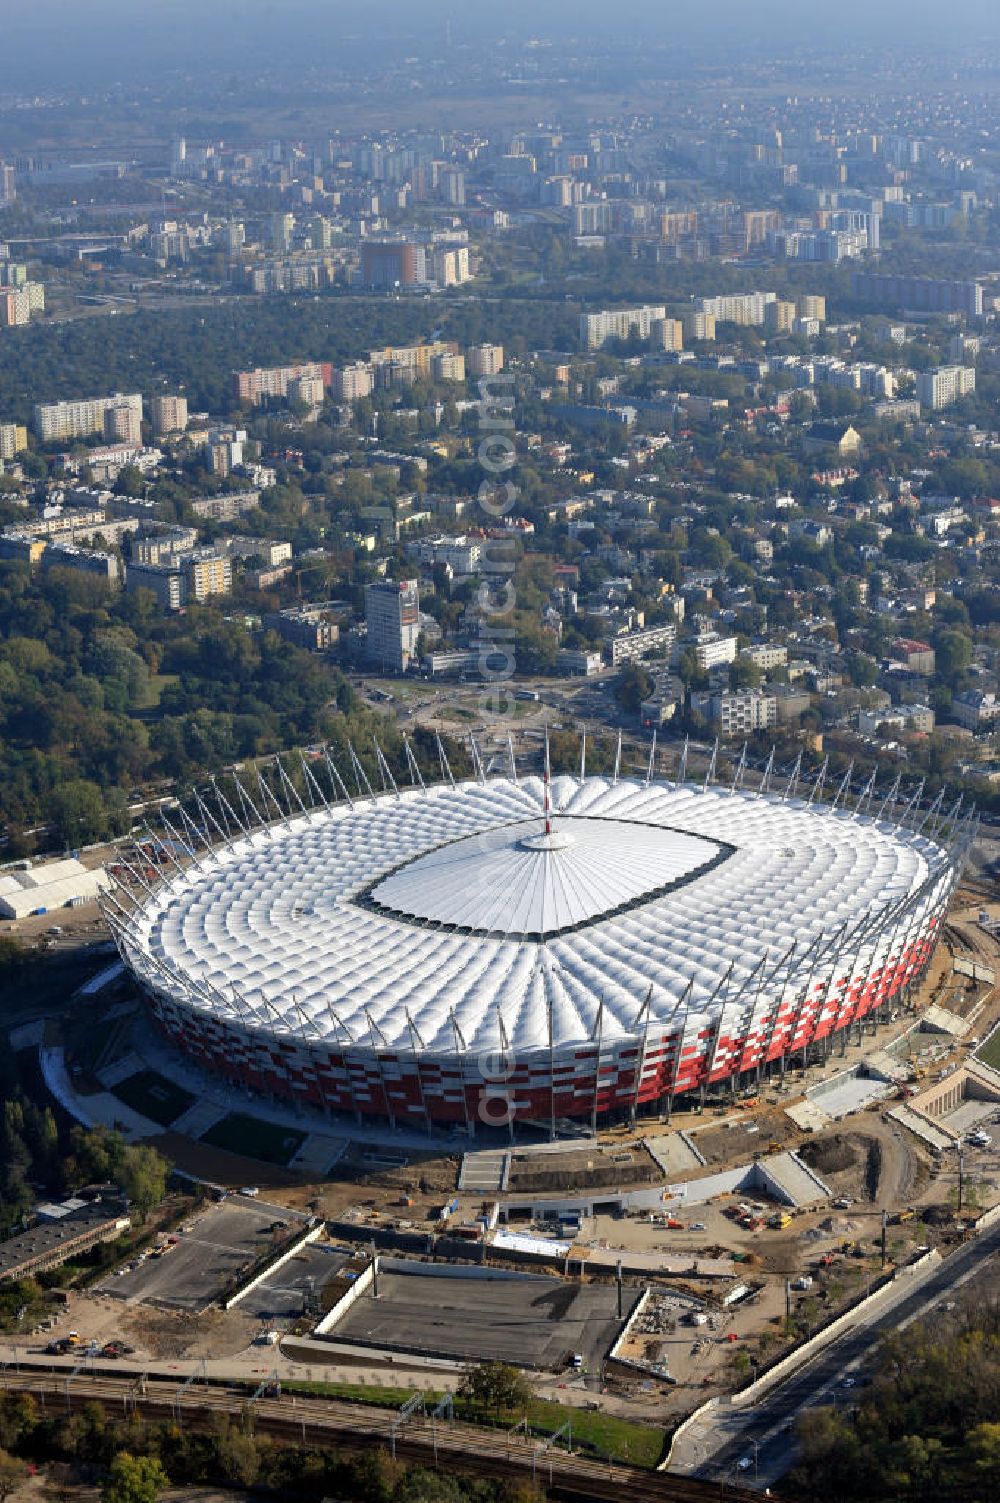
124, 774, 949, 1060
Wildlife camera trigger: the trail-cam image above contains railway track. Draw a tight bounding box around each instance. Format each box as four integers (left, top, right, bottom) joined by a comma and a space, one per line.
0, 1363, 758, 1502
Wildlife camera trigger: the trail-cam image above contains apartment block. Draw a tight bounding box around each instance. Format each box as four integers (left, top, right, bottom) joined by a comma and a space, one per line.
580, 304, 667, 350
0, 422, 27, 460
915, 366, 976, 410
150, 394, 188, 436
34, 392, 142, 444
466, 344, 505, 378
233, 362, 333, 405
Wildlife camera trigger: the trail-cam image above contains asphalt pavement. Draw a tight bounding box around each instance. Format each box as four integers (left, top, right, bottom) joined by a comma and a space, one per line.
678, 1217, 1000, 1489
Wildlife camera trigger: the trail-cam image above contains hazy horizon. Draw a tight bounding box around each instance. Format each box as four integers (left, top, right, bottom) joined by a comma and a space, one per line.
5, 1, 1000, 89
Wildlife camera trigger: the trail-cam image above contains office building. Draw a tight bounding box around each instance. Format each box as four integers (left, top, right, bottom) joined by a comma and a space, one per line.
915, 366, 976, 410
150, 394, 188, 437
34, 392, 142, 444
365, 577, 420, 671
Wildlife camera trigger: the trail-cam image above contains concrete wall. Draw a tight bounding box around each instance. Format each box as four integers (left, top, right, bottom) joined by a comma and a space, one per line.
222, 1221, 322, 1310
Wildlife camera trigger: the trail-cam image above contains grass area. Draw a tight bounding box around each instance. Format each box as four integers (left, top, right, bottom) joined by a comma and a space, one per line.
133, 672, 180, 711
201, 1110, 306, 1166
279, 1381, 664, 1468
112, 1068, 195, 1127
438, 705, 477, 722
976, 1026, 1000, 1072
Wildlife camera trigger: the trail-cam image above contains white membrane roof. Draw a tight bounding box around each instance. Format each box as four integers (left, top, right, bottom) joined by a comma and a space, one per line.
128, 775, 942, 1057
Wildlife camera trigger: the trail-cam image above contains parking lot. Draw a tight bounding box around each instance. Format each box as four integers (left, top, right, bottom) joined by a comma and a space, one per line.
239, 1244, 350, 1325
98, 1197, 307, 1314
333, 1267, 637, 1371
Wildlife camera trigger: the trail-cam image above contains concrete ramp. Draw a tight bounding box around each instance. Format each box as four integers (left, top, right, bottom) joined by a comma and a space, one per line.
888, 1105, 955, 1152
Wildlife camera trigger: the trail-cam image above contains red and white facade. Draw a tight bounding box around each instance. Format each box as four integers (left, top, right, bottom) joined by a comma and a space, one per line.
104, 770, 966, 1135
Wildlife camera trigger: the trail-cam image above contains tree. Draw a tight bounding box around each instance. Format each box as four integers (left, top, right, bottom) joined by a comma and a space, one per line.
932, 628, 972, 686
118, 1145, 169, 1223
101, 1453, 168, 1503
457, 1361, 531, 1418
47, 779, 109, 848
0, 1450, 27, 1503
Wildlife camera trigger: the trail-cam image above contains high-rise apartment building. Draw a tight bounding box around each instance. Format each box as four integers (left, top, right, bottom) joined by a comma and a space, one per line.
365, 578, 420, 672
360, 240, 425, 287
915, 366, 977, 410
851, 272, 984, 319
34, 392, 143, 444
233, 362, 332, 405
0, 163, 15, 206
682, 311, 717, 342
580, 304, 667, 349
650, 318, 684, 352
466, 344, 505, 378
0, 423, 27, 460
694, 291, 776, 326
150, 394, 188, 437
332, 362, 375, 402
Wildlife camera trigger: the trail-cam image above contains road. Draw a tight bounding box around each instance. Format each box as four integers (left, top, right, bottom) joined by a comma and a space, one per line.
676, 1217, 1000, 1489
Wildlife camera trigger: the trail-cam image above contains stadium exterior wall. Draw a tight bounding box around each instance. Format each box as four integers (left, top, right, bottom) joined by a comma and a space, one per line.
104, 763, 968, 1136
131, 888, 950, 1132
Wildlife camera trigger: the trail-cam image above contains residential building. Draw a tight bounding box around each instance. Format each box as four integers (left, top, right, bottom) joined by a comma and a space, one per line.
691, 688, 778, 736
851, 271, 984, 318
580, 304, 667, 350
233, 362, 332, 405
915, 366, 976, 410
360, 240, 425, 287
365, 577, 421, 671
650, 318, 684, 352
150, 394, 188, 436
0, 422, 27, 460
188, 491, 260, 522
34, 392, 142, 444
466, 344, 505, 378
744, 643, 788, 670
607, 621, 676, 667
41, 543, 120, 585
332, 362, 374, 402
688, 632, 739, 672
891, 638, 935, 675
951, 689, 1000, 731
694, 291, 776, 326
184, 552, 232, 603
125, 559, 185, 611
682, 310, 717, 342
265, 604, 340, 651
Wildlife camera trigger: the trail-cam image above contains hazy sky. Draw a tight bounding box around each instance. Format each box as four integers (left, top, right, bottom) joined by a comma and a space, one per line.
5, 1, 999, 86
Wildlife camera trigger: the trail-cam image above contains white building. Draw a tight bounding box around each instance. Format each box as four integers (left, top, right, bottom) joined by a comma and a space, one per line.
580, 304, 667, 350
0, 857, 109, 919
34, 393, 143, 444
916, 366, 976, 410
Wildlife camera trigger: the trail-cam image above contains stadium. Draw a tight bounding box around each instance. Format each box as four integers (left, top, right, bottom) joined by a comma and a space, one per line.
103, 746, 972, 1136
